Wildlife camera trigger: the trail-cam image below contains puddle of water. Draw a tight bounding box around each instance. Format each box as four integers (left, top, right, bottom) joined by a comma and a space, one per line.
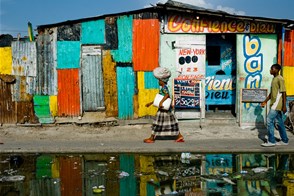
0, 153, 293, 195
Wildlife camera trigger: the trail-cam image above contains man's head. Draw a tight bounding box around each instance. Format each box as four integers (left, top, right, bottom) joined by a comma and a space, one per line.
270, 63, 281, 75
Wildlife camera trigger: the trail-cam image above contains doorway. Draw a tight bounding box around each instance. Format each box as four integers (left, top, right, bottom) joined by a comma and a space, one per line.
205, 34, 236, 115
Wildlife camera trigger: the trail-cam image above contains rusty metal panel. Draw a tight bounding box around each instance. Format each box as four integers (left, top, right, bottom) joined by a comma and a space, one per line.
59, 156, 83, 196
36, 28, 58, 95
102, 50, 118, 117
57, 69, 81, 117
81, 45, 105, 111
279, 29, 294, 67
105, 17, 118, 50
11, 41, 37, 77
57, 24, 81, 41
110, 15, 133, 63
16, 101, 38, 124
0, 75, 16, 123
132, 19, 160, 71
12, 76, 33, 102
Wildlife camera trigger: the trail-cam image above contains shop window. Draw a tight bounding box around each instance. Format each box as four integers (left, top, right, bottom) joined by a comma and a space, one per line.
207, 46, 220, 65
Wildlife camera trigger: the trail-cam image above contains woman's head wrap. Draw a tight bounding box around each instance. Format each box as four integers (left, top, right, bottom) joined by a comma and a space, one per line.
153, 67, 171, 83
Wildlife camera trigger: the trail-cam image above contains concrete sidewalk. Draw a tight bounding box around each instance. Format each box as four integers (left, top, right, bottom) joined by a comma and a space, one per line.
1, 118, 294, 154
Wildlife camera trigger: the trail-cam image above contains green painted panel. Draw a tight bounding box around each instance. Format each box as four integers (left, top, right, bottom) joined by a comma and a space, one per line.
34, 95, 49, 106
36, 155, 53, 179
119, 154, 136, 196
34, 105, 50, 117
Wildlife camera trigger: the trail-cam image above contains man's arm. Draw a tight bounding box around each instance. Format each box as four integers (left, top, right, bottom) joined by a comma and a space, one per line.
261, 93, 271, 107
282, 92, 287, 113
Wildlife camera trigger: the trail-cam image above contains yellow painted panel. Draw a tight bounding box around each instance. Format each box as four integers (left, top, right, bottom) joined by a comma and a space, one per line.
283, 66, 294, 95
103, 50, 118, 117
138, 71, 159, 117
0, 47, 12, 74
49, 95, 58, 117
139, 156, 158, 196
51, 157, 60, 178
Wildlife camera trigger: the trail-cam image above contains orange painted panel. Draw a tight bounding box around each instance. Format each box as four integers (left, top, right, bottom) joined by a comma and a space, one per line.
278, 30, 294, 67
133, 19, 160, 71
57, 69, 81, 116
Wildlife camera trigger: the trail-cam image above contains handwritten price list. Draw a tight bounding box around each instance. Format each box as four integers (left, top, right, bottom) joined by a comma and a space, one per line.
174, 79, 200, 109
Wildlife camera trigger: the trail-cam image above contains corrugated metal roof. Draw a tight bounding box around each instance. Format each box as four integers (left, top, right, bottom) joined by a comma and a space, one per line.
37, 0, 294, 30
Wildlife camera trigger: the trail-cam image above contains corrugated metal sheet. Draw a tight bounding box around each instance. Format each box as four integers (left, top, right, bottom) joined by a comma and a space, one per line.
59, 156, 83, 196
33, 95, 54, 124
283, 66, 294, 95
111, 15, 133, 63
50, 95, 58, 117
31, 178, 61, 196
12, 76, 33, 102
102, 50, 118, 117
119, 154, 137, 196
36, 29, 58, 95
279, 29, 294, 67
81, 45, 104, 111
84, 161, 107, 196
57, 41, 80, 69
117, 66, 135, 119
57, 24, 81, 41
57, 69, 81, 117
132, 19, 160, 71
16, 101, 37, 124
36, 155, 53, 179
11, 41, 37, 76
0, 76, 16, 123
105, 17, 118, 50
0, 47, 12, 74
81, 20, 105, 44
137, 71, 158, 117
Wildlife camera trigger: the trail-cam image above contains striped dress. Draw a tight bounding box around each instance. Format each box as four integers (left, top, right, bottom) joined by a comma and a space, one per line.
152, 85, 179, 138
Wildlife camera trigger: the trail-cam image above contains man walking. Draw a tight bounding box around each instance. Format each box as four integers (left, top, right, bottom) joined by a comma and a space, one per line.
261, 63, 289, 147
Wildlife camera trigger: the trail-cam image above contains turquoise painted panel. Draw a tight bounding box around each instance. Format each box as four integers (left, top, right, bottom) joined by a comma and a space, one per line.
236, 34, 277, 126
120, 154, 136, 196
57, 41, 80, 69
144, 72, 158, 89
81, 20, 105, 44
111, 15, 133, 63
117, 66, 135, 119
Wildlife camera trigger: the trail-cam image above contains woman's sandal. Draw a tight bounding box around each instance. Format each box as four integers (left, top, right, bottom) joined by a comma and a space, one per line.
144, 138, 155, 143
175, 137, 185, 142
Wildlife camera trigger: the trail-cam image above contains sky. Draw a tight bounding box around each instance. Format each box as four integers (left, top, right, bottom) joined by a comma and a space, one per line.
1, 0, 294, 37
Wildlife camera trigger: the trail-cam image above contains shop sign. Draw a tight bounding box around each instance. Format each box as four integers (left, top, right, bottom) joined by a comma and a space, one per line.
165, 14, 276, 34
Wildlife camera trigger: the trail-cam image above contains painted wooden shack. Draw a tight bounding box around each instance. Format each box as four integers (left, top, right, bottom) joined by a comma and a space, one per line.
1, 0, 293, 126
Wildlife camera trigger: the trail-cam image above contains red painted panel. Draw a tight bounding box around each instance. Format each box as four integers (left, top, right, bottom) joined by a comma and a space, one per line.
57, 69, 81, 116
278, 29, 294, 67
59, 156, 83, 196
133, 19, 160, 71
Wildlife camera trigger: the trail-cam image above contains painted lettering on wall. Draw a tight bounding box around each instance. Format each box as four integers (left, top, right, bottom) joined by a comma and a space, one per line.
176, 45, 206, 78
166, 15, 275, 34
243, 35, 263, 109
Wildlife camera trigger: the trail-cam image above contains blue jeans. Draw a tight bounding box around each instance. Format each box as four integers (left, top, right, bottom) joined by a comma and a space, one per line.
267, 109, 289, 143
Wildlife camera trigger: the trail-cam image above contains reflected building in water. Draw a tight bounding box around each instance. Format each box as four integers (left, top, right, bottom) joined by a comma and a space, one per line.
0, 153, 294, 195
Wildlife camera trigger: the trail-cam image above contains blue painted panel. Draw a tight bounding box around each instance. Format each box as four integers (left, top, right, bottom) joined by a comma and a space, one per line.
57, 41, 80, 69
111, 16, 133, 63
117, 66, 135, 119
144, 72, 158, 89
81, 20, 105, 44
206, 35, 236, 105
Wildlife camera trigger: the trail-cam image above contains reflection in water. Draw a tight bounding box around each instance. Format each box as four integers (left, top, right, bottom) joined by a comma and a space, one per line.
0, 153, 293, 195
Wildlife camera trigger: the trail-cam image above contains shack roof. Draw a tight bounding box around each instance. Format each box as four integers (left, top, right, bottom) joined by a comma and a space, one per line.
37, 0, 294, 30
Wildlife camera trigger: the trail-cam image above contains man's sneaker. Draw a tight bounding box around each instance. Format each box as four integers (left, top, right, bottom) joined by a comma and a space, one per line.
261, 142, 276, 147
276, 141, 289, 146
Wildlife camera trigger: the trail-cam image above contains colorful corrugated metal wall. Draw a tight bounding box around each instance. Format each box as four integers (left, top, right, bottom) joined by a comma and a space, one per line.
132, 19, 160, 71
57, 69, 81, 116
279, 30, 294, 95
